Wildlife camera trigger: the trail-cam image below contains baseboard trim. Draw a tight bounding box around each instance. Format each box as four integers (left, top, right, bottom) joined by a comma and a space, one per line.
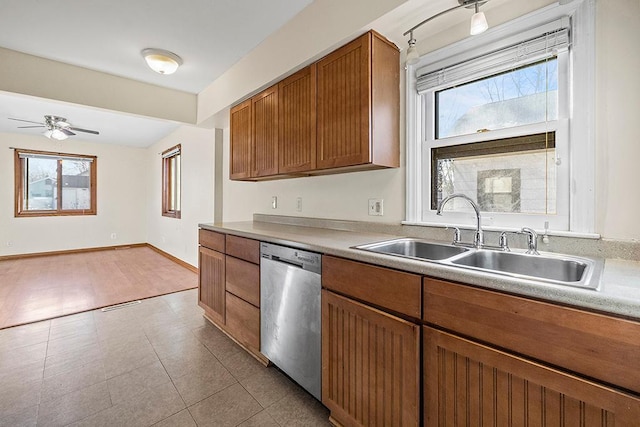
146, 244, 198, 273
0, 243, 147, 261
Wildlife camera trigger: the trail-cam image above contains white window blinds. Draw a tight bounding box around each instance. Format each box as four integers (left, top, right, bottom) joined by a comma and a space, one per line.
416, 17, 571, 93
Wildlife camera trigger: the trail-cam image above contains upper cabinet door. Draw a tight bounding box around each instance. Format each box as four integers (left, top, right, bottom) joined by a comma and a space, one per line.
252, 86, 279, 177
316, 33, 371, 169
278, 65, 317, 173
229, 99, 252, 180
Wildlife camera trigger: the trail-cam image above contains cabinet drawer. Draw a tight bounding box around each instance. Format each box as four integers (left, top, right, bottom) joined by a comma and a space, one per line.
424, 278, 640, 395
199, 229, 225, 252
322, 255, 422, 319
225, 235, 260, 264
226, 256, 260, 307
225, 292, 260, 351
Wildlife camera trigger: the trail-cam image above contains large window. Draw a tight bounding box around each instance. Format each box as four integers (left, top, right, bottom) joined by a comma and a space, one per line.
162, 144, 181, 218
14, 148, 97, 217
406, 1, 594, 233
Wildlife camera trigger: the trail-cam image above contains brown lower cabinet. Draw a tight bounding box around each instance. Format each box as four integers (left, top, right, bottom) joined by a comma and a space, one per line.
197, 232, 640, 426
198, 229, 265, 363
424, 326, 640, 426
322, 290, 420, 427
198, 243, 225, 325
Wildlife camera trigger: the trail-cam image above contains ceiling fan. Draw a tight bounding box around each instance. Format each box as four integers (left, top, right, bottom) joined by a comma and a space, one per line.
9, 115, 100, 140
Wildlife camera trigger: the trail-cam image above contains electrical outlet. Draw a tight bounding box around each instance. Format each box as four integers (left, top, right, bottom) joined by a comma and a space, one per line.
110, 233, 117, 240
271, 196, 278, 209
368, 199, 384, 216
296, 197, 302, 212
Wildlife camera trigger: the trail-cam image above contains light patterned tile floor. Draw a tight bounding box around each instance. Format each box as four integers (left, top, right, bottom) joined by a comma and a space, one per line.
0, 289, 330, 426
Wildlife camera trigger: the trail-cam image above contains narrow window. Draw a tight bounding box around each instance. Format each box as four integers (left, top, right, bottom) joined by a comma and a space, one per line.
162, 144, 181, 218
14, 148, 97, 217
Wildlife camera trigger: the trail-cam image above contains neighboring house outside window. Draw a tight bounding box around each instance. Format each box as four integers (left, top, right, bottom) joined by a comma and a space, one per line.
14, 148, 97, 217
405, 0, 595, 234
162, 144, 181, 219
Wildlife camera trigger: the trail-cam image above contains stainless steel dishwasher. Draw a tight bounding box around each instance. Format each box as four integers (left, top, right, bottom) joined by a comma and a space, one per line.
260, 242, 322, 401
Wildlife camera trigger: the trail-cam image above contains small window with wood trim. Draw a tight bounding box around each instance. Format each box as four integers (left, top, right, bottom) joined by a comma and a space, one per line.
162, 144, 181, 218
14, 148, 97, 217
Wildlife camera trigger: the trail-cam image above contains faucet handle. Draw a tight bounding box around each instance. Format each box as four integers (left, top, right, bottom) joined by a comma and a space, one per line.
499, 231, 510, 251
519, 227, 539, 255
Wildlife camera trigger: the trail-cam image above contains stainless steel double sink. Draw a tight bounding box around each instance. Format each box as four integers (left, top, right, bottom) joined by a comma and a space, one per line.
354, 238, 601, 289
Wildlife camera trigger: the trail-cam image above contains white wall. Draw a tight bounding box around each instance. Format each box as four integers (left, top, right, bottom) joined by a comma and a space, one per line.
208, 0, 640, 242
595, 0, 640, 241
0, 133, 147, 256
145, 126, 215, 266
0, 47, 197, 124
221, 131, 404, 222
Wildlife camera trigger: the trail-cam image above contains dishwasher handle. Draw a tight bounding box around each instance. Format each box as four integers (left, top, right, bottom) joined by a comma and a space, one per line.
260, 242, 322, 275
267, 255, 304, 269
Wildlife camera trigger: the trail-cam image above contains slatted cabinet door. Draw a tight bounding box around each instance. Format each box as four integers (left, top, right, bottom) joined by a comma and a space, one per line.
316, 31, 399, 171
424, 327, 640, 426
322, 290, 420, 427
198, 246, 226, 325
278, 65, 317, 173
252, 85, 279, 177
229, 99, 252, 180
316, 33, 370, 169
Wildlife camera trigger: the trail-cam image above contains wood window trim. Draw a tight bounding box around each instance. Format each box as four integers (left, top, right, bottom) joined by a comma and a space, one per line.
14, 148, 97, 217
162, 144, 181, 219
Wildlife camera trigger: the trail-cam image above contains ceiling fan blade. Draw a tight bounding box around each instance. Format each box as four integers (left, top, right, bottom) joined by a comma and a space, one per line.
8, 117, 45, 125
69, 127, 99, 135
60, 128, 76, 136
17, 125, 45, 128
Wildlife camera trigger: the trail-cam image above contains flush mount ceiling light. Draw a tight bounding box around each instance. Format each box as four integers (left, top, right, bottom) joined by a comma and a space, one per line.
141, 48, 183, 75
404, 0, 490, 64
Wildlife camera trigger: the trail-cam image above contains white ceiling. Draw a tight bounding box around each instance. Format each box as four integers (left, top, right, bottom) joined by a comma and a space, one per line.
0, 0, 314, 146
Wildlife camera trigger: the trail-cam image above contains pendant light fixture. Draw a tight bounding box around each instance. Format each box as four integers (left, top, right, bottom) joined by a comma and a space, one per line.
404, 0, 490, 64
141, 48, 183, 75
469, 1, 489, 35
406, 31, 420, 65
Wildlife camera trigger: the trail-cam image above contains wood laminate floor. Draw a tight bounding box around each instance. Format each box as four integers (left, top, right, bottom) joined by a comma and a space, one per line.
0, 246, 197, 330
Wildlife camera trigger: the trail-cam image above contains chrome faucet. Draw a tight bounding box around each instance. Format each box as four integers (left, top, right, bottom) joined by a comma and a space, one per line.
519, 227, 540, 255
436, 193, 484, 248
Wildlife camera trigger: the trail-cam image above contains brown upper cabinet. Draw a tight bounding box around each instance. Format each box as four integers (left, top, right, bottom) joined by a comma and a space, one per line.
229, 99, 252, 180
316, 30, 399, 171
229, 30, 399, 181
252, 86, 279, 177
279, 65, 317, 174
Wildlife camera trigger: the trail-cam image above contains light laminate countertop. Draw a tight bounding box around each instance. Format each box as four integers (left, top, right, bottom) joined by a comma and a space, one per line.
199, 220, 640, 320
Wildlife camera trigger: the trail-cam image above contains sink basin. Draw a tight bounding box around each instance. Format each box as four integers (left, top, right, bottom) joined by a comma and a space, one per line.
451, 250, 597, 288
355, 238, 469, 261
354, 237, 600, 289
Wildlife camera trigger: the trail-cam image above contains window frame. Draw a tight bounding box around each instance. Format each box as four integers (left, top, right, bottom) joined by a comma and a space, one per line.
162, 144, 181, 219
405, 0, 595, 235
14, 148, 97, 217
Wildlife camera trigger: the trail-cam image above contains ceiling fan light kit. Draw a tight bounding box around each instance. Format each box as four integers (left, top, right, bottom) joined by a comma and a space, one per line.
44, 128, 68, 140
141, 48, 183, 75
9, 115, 100, 141
404, 0, 490, 64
